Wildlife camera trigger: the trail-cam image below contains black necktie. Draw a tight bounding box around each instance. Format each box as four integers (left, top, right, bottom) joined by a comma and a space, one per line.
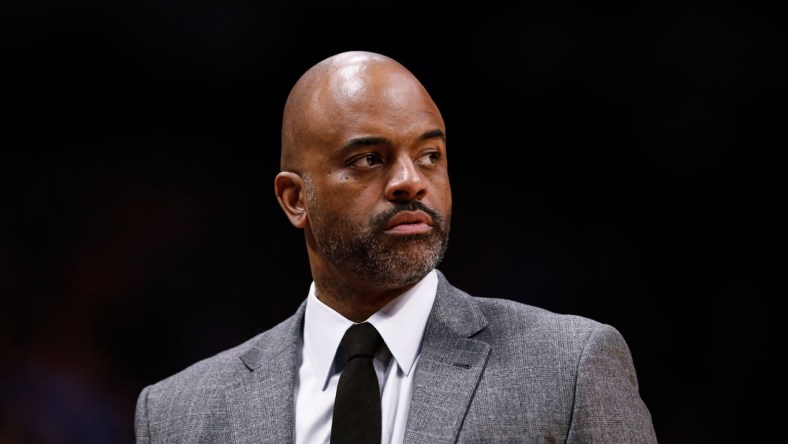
330, 322, 383, 444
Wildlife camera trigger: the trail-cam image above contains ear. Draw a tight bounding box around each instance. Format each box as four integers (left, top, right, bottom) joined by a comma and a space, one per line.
274, 172, 308, 228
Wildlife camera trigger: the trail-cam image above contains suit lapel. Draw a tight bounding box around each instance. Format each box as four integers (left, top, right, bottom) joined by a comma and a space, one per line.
404, 271, 490, 443
225, 302, 306, 444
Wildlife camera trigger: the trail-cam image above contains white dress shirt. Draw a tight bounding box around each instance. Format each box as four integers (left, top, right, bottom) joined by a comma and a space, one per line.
294, 270, 438, 444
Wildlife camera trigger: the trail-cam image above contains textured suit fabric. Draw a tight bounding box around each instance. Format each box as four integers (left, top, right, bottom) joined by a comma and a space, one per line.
135, 269, 657, 443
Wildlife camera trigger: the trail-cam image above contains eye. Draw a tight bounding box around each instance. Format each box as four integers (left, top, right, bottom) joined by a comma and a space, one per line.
350, 153, 383, 169
416, 151, 441, 167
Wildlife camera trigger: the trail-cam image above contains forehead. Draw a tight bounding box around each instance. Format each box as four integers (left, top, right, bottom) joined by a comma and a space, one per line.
306, 64, 445, 145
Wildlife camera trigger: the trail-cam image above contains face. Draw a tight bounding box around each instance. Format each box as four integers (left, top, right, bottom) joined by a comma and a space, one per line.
300, 63, 452, 288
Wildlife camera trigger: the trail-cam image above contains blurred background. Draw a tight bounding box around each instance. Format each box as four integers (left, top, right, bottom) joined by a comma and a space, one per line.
1, 1, 783, 442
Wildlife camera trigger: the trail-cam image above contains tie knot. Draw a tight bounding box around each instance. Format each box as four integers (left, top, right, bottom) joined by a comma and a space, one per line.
340, 322, 382, 362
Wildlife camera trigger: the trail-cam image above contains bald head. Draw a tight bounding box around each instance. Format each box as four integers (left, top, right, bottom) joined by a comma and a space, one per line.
274, 50, 451, 314
280, 51, 442, 172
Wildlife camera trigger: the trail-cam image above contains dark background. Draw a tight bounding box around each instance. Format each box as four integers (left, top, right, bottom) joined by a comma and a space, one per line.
1, 1, 783, 443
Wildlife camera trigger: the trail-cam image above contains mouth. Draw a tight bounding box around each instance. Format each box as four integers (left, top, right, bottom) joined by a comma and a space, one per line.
382, 210, 434, 235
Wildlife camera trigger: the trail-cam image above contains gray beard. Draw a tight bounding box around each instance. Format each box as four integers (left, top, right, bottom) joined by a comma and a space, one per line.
305, 180, 450, 288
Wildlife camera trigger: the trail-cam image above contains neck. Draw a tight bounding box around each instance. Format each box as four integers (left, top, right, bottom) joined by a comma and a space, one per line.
311, 268, 419, 323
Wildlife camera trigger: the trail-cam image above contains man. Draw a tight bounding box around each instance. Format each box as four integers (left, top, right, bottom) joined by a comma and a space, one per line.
135, 51, 658, 443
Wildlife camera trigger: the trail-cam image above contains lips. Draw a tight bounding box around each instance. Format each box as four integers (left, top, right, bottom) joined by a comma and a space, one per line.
383, 211, 434, 234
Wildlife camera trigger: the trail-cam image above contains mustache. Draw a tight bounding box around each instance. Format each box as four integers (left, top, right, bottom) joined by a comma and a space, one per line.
371, 201, 445, 230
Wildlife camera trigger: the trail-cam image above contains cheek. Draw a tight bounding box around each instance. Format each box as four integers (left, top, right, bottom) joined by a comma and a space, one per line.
432, 178, 452, 213
322, 184, 380, 218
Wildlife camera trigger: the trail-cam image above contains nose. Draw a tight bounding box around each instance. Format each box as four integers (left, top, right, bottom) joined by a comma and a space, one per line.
384, 155, 427, 202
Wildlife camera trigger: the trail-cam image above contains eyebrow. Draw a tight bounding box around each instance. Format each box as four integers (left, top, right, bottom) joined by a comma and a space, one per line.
339, 129, 446, 153
418, 129, 446, 142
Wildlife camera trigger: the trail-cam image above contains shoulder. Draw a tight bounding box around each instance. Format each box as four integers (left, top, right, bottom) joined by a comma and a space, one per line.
435, 269, 626, 354
143, 332, 262, 396
135, 301, 305, 441
138, 302, 304, 403
436, 269, 606, 330
473, 295, 628, 355
475, 295, 606, 333
432, 273, 656, 441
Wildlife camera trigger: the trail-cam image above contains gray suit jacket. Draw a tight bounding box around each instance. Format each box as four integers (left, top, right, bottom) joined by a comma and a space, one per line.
135, 270, 657, 443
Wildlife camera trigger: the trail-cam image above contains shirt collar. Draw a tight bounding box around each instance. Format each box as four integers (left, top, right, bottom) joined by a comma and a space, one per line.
303, 269, 438, 390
